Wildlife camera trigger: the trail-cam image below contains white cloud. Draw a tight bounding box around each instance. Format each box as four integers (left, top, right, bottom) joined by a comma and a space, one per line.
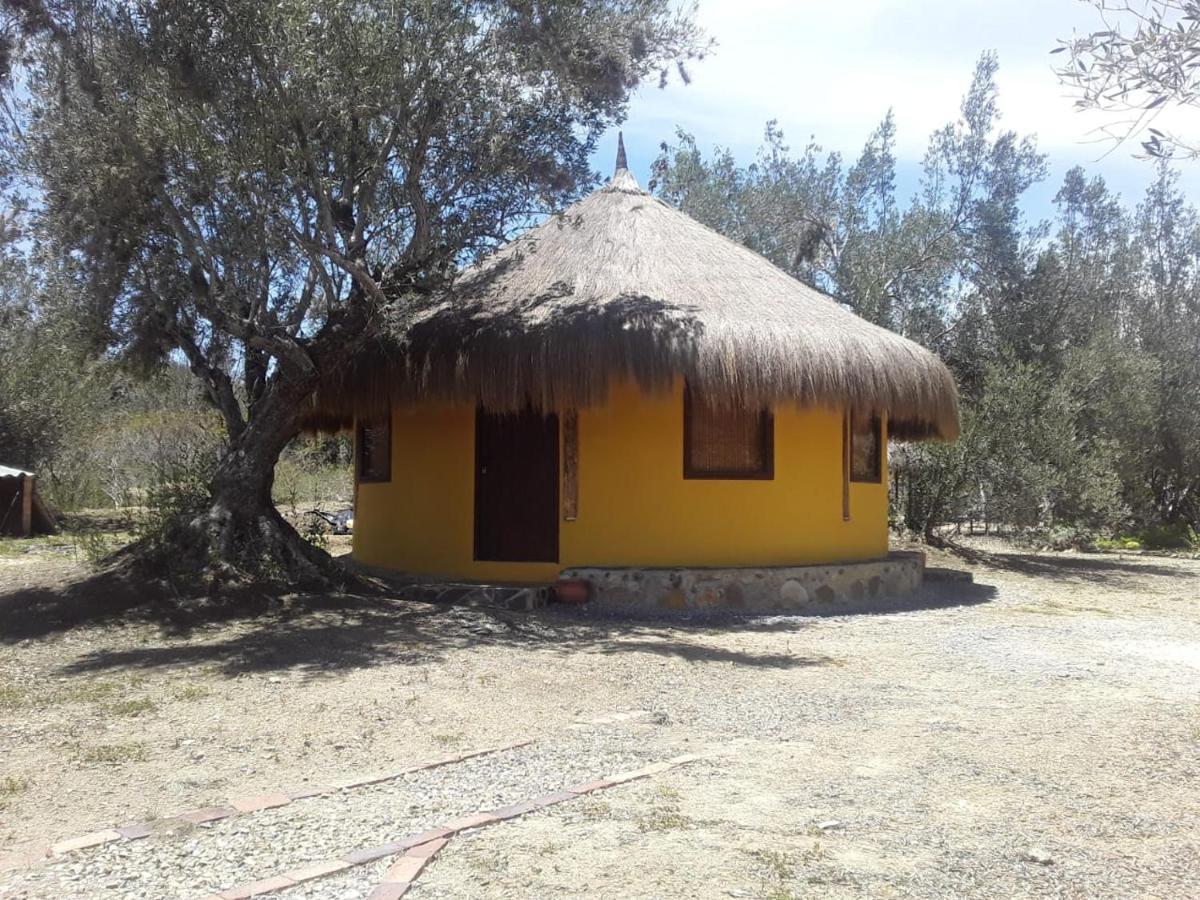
608, 0, 1200, 206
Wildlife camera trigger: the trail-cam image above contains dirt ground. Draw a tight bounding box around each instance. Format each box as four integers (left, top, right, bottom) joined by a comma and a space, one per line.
0, 535, 1197, 898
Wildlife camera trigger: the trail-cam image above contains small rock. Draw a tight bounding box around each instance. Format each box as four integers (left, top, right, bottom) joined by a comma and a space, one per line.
1022, 848, 1055, 865
815, 820, 842, 832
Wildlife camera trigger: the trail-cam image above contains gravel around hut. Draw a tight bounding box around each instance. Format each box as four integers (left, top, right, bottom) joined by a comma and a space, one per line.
0, 538, 1198, 898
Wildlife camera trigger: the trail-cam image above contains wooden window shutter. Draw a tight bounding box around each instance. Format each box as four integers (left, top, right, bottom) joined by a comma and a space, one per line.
684, 386, 774, 480
850, 414, 882, 483
357, 417, 391, 483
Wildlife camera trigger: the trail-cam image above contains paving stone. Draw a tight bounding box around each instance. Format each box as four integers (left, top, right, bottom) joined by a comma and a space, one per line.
381, 855, 428, 884
230, 793, 291, 814
115, 823, 153, 840
521, 790, 578, 811
49, 830, 121, 856
564, 777, 617, 795
178, 805, 236, 825
331, 772, 394, 790
489, 798, 544, 819
365, 884, 409, 900
604, 762, 672, 785
286, 786, 327, 801
394, 827, 452, 850
440, 811, 499, 833
218, 874, 296, 898
404, 837, 448, 860
341, 842, 404, 865
281, 858, 352, 882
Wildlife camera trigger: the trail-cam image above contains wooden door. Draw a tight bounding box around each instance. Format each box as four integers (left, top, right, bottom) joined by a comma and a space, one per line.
474, 408, 560, 563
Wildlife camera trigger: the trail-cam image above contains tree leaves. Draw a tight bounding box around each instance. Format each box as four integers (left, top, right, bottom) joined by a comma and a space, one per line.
1056, 0, 1200, 159
651, 56, 1200, 534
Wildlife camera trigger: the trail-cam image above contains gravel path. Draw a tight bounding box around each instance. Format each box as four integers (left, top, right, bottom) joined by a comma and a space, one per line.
0, 733, 657, 899
1, 541, 1198, 898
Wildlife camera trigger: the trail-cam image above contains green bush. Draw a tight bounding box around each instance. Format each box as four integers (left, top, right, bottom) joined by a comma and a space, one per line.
1047, 525, 1102, 551
133, 446, 217, 554
1095, 524, 1197, 552
1136, 523, 1198, 551
1095, 537, 1142, 551
72, 525, 121, 569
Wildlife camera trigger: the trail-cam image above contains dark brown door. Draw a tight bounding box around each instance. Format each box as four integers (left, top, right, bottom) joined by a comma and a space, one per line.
474, 408, 560, 563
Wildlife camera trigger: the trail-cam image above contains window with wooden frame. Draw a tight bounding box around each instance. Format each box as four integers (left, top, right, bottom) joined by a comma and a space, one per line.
357, 417, 391, 483
683, 386, 774, 480
850, 414, 882, 484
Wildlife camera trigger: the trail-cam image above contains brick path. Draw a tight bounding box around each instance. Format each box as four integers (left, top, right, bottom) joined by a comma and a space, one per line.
2, 714, 703, 899
0, 739, 533, 873
201, 752, 702, 899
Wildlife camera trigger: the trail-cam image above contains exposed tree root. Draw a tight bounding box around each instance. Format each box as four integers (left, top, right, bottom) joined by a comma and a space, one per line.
109, 501, 371, 598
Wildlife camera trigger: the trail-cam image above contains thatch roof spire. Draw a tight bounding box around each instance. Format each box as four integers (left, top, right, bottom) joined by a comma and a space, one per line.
614, 131, 628, 175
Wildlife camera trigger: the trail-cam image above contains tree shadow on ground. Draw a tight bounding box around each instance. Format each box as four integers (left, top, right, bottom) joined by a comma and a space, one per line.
0, 567, 381, 643
942, 542, 1195, 587
51, 599, 836, 676
0, 570, 183, 640
4, 568, 999, 679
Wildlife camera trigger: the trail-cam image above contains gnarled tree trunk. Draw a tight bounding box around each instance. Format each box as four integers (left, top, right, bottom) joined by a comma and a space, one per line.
120, 375, 348, 591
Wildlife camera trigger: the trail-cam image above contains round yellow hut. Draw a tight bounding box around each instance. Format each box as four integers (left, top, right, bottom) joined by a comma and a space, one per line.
314, 148, 958, 611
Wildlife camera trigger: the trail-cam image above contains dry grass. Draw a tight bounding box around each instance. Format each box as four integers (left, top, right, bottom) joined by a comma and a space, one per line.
636, 786, 694, 833
171, 684, 211, 702
69, 742, 149, 765
0, 684, 25, 710
635, 807, 694, 833
575, 797, 612, 820
106, 697, 156, 716
0, 775, 31, 809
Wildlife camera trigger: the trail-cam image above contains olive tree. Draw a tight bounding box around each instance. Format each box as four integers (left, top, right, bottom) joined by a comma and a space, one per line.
1056, 0, 1200, 158
0, 0, 705, 584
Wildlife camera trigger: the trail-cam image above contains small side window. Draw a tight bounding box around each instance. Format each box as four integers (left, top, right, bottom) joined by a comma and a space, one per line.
684, 385, 774, 480
850, 414, 882, 483
357, 417, 391, 483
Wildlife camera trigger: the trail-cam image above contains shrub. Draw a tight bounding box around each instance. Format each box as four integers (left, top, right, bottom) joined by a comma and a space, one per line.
133, 445, 217, 554
1137, 523, 1198, 550
1095, 537, 1142, 551
1049, 525, 1102, 551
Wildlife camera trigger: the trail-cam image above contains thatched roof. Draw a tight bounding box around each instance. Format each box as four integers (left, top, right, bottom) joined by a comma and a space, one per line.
310, 163, 959, 441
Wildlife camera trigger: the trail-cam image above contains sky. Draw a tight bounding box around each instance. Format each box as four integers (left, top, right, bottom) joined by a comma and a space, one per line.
594, 0, 1200, 220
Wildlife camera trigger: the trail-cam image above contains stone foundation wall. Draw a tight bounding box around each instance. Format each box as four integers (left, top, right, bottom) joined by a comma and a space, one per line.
560, 551, 925, 615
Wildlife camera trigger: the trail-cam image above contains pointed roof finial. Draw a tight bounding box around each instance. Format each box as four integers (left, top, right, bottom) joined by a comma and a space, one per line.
615, 131, 628, 175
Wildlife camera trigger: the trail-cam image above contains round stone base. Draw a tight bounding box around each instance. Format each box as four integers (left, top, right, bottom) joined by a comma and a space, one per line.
558, 552, 925, 615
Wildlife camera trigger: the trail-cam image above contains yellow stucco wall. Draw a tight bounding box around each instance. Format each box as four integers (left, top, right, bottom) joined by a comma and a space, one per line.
353, 380, 889, 583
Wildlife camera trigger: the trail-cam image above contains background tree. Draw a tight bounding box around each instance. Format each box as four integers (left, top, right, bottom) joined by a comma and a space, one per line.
1056, 0, 1200, 158
0, 0, 706, 585
653, 54, 1200, 545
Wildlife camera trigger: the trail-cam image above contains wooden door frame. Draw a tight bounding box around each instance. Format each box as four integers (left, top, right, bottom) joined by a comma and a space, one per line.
472, 407, 560, 563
